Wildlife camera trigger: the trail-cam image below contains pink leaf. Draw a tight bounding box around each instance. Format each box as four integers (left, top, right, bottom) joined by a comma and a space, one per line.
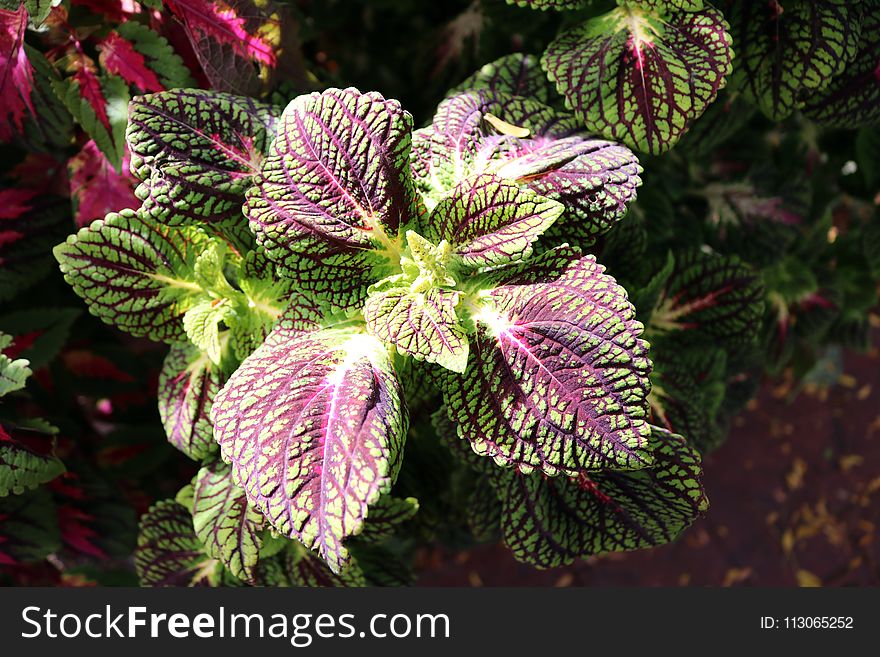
68, 140, 139, 227
0, 4, 36, 141
98, 31, 165, 92
168, 0, 278, 67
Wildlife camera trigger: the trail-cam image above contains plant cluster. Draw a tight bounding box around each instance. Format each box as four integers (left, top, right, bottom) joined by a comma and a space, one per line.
1, 0, 878, 586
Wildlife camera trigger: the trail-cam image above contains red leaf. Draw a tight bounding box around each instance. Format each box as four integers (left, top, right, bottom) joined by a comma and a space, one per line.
0, 188, 38, 220
0, 4, 36, 141
57, 504, 107, 559
61, 349, 135, 382
11, 153, 69, 197
168, 0, 279, 67
68, 54, 111, 130
98, 31, 164, 92
68, 140, 139, 227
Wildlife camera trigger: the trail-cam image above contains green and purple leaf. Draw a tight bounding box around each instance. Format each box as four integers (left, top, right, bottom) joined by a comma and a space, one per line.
649, 249, 764, 348
542, 5, 733, 153
192, 460, 265, 582
158, 344, 223, 460
451, 52, 560, 107
127, 89, 280, 225
505, 0, 587, 10
803, 5, 880, 128
416, 91, 642, 243
364, 286, 469, 373
726, 0, 861, 121
498, 426, 708, 568
283, 547, 367, 587
212, 324, 408, 573
53, 209, 212, 342
0, 422, 65, 497
246, 87, 419, 310
135, 499, 218, 587
427, 174, 564, 269
357, 495, 419, 542
441, 248, 653, 477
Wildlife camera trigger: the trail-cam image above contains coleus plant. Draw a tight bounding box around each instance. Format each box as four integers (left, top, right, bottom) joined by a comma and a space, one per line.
54, 79, 717, 583
5, 0, 877, 587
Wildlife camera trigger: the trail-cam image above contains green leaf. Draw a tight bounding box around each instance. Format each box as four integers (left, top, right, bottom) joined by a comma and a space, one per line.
193, 460, 265, 582
542, 5, 733, 153
364, 286, 469, 373
0, 333, 31, 397
54, 209, 213, 342
182, 299, 235, 364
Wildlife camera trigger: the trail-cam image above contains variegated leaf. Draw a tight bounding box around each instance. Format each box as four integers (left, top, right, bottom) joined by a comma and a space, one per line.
803, 5, 880, 128
193, 460, 265, 582
649, 249, 764, 348
451, 52, 560, 107
157, 344, 222, 460
212, 325, 408, 573
364, 286, 469, 373
440, 248, 653, 477
499, 426, 708, 568
542, 5, 733, 153
726, 0, 861, 121
427, 174, 563, 270
135, 499, 220, 587
415, 91, 642, 243
53, 209, 212, 342
127, 90, 280, 225
0, 422, 65, 497
246, 88, 419, 310
358, 495, 419, 542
